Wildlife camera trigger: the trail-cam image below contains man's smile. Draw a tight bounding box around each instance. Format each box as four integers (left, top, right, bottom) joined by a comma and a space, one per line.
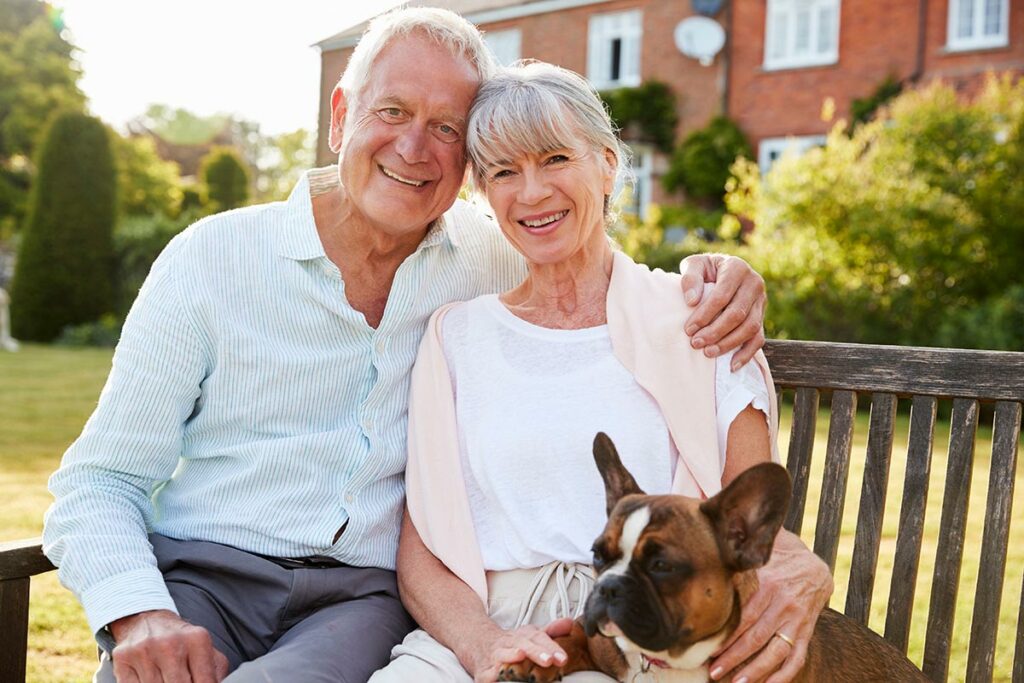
379, 164, 428, 187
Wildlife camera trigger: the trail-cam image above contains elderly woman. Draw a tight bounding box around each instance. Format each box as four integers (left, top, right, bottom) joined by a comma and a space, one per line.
370, 62, 830, 683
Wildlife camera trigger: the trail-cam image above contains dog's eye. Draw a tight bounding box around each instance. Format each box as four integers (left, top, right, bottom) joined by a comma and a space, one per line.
649, 558, 674, 574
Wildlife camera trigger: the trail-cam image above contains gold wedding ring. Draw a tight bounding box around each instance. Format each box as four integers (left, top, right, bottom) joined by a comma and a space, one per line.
774, 631, 795, 648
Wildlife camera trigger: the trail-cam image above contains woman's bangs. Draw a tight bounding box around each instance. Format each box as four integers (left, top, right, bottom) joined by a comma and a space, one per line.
473, 89, 579, 172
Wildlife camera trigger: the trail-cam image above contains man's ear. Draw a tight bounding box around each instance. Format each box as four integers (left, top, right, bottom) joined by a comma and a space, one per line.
328, 86, 349, 154
699, 463, 791, 571
593, 432, 645, 516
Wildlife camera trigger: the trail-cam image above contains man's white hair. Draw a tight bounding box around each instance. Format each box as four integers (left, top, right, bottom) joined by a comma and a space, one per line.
338, 7, 496, 109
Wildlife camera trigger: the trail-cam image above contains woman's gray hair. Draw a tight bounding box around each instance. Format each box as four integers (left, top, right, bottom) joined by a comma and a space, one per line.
466, 61, 632, 191
338, 7, 496, 109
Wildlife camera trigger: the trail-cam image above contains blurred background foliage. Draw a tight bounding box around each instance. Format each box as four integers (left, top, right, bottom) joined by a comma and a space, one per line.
616, 74, 1024, 351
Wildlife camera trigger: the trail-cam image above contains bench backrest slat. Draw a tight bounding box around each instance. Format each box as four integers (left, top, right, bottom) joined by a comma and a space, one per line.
1015, 572, 1024, 683
845, 393, 898, 626
784, 387, 819, 535
813, 390, 858, 572
966, 400, 1021, 682
884, 394, 938, 653
763, 341, 1024, 401
922, 398, 980, 682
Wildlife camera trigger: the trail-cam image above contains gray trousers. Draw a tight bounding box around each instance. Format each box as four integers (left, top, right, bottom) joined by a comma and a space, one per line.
95, 534, 415, 683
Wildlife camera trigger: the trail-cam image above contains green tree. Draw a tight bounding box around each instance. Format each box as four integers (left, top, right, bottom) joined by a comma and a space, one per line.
0, 0, 85, 235
201, 146, 249, 212
256, 128, 315, 202
663, 116, 752, 205
10, 112, 117, 341
113, 133, 183, 217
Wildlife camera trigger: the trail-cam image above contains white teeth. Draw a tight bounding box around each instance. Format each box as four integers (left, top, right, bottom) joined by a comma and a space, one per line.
521, 210, 568, 228
380, 166, 427, 187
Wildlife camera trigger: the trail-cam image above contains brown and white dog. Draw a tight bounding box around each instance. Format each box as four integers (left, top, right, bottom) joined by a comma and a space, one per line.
497, 433, 928, 682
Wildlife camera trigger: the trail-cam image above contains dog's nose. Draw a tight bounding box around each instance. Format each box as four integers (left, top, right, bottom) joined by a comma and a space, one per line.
597, 575, 626, 600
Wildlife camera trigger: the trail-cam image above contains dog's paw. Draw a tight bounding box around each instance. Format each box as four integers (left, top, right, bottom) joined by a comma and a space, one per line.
496, 661, 564, 682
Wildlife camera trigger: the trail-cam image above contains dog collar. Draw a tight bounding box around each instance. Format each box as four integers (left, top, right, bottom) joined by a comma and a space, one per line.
641, 654, 671, 671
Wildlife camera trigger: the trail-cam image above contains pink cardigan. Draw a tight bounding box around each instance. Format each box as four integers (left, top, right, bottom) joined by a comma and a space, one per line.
404, 251, 779, 602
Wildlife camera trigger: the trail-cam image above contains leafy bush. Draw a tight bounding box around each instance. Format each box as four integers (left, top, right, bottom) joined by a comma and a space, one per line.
200, 146, 249, 212
721, 74, 1024, 349
113, 133, 183, 217
600, 82, 678, 153
850, 75, 903, 127
55, 313, 121, 348
663, 116, 751, 204
10, 112, 117, 341
114, 209, 197, 315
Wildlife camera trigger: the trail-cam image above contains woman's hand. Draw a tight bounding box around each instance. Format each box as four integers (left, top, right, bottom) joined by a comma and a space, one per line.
708, 532, 833, 683
471, 618, 574, 683
679, 253, 767, 369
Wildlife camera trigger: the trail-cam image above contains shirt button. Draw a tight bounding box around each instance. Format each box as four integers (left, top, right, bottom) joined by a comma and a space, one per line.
361, 418, 372, 431
345, 493, 356, 504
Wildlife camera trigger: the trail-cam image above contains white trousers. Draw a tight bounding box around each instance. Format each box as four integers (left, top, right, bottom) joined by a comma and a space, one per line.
370, 562, 616, 682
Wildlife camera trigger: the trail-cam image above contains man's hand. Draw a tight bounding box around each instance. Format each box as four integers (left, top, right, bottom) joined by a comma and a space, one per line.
470, 618, 574, 683
679, 253, 767, 370
109, 609, 229, 683
709, 532, 832, 683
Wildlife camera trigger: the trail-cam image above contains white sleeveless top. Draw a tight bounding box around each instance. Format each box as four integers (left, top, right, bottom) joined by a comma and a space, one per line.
441, 294, 770, 570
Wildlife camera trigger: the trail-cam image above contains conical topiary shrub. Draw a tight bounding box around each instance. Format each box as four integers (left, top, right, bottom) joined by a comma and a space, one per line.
10, 112, 117, 341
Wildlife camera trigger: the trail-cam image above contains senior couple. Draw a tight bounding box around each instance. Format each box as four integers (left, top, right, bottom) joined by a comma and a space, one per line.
43, 7, 830, 683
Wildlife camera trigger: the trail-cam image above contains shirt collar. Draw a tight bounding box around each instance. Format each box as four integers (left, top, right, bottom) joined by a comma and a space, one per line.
275, 171, 328, 261
275, 167, 461, 259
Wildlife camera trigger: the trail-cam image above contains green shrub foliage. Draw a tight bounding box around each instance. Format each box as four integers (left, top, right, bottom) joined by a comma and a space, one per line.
201, 146, 249, 213
721, 75, 1024, 350
600, 82, 678, 153
663, 116, 752, 204
10, 112, 117, 341
114, 209, 196, 315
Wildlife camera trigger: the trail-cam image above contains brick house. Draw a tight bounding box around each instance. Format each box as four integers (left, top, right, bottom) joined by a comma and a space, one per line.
733, 0, 1024, 171
315, 0, 1022, 215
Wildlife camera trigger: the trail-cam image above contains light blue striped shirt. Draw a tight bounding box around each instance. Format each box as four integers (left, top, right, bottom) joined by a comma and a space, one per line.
43, 169, 526, 634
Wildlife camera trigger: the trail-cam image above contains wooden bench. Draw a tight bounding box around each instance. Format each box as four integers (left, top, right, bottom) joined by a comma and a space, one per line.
1, 339, 1021, 683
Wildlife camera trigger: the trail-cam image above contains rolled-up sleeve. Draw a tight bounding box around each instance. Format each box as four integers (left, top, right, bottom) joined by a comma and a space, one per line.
42, 232, 209, 635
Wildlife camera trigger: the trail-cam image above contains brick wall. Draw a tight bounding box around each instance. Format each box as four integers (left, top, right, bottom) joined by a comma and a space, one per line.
728, 0, 1024, 156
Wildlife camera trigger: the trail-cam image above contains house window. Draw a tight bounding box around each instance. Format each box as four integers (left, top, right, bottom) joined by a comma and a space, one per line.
588, 10, 642, 89
947, 0, 1009, 51
622, 144, 653, 218
758, 135, 827, 173
764, 0, 840, 70
484, 28, 521, 66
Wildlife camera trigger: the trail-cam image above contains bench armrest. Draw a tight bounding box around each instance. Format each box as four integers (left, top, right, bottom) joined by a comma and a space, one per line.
0, 538, 54, 581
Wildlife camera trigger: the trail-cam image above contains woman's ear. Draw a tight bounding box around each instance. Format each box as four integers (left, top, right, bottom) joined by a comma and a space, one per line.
602, 148, 617, 195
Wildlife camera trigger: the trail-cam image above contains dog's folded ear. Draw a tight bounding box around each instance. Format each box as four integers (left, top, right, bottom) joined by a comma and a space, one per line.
593, 432, 645, 516
699, 463, 792, 572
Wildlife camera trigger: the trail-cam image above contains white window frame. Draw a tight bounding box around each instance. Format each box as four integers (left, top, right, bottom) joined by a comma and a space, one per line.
621, 144, 653, 219
763, 0, 840, 71
947, 0, 1010, 51
758, 135, 827, 174
484, 28, 522, 66
587, 10, 642, 90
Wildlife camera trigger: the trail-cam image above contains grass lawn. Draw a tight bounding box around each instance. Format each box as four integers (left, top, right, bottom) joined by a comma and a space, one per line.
1, 344, 1021, 682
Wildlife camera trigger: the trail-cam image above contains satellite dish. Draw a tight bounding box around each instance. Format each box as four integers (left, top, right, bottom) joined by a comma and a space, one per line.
674, 17, 726, 66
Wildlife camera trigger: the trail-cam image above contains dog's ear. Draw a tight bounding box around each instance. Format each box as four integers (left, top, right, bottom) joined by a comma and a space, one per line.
593, 432, 645, 516
700, 463, 791, 572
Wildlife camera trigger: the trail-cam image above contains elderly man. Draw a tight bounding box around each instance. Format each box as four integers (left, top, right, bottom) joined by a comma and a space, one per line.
43, 8, 818, 683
